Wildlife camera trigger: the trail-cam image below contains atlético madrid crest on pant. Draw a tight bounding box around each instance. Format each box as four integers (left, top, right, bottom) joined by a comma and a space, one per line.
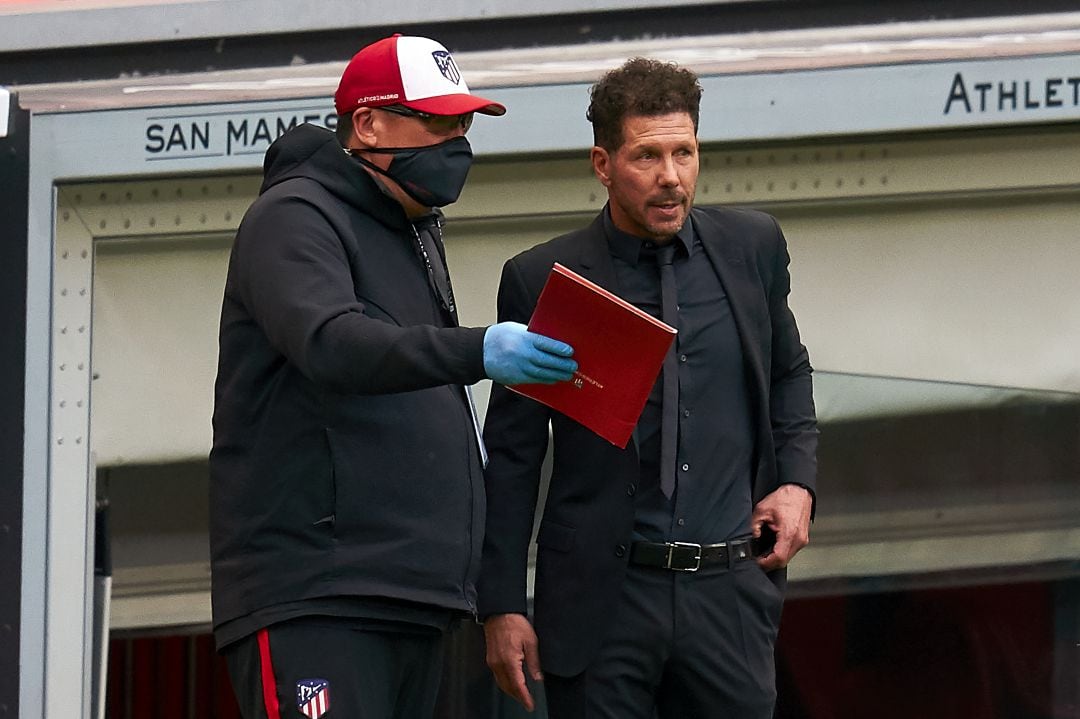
296, 679, 330, 718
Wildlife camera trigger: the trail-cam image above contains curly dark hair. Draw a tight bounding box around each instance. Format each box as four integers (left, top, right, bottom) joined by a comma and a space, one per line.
587, 57, 702, 151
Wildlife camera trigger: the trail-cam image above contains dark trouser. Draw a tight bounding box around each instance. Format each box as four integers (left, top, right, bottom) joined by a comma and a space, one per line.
544, 559, 784, 719
224, 616, 445, 719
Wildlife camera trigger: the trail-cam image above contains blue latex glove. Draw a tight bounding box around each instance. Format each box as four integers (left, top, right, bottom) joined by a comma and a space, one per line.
483, 322, 577, 386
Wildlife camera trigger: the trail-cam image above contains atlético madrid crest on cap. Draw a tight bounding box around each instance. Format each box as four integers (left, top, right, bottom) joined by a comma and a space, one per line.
431, 50, 461, 85
296, 679, 330, 718
334, 34, 506, 116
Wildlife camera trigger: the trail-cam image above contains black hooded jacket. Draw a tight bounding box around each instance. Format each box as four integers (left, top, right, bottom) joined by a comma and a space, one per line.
209, 123, 488, 636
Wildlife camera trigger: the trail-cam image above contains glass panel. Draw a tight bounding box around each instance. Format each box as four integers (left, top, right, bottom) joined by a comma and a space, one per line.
796, 371, 1080, 588
814, 371, 1079, 517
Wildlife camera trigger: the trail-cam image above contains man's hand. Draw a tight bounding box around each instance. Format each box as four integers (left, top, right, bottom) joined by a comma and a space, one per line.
483, 613, 543, 712
483, 322, 577, 386
752, 484, 812, 571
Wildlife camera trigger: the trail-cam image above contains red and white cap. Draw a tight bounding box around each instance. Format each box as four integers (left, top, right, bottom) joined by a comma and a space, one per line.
334, 34, 506, 117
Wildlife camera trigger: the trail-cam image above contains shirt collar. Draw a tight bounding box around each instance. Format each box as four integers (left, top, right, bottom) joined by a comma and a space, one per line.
602, 204, 694, 266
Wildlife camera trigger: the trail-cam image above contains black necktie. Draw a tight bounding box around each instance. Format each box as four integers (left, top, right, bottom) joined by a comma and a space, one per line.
655, 242, 679, 499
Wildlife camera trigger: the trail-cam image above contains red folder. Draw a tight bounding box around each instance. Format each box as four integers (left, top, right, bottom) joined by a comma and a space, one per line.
510, 263, 676, 448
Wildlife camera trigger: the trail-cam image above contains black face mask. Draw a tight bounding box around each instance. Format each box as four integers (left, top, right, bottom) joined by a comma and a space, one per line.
349, 136, 474, 208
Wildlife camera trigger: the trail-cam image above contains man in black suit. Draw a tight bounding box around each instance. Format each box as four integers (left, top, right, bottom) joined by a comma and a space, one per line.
478, 57, 818, 718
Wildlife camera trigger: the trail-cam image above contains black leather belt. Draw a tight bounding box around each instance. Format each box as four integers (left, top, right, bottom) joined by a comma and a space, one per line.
629, 539, 755, 572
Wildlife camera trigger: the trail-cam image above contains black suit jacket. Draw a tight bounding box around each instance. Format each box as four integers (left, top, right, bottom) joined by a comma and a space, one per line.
477, 206, 818, 676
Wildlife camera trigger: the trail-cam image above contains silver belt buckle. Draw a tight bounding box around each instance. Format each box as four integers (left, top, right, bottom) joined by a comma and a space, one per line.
665, 541, 703, 572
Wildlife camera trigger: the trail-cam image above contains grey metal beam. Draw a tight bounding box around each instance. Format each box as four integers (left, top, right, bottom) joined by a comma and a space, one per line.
0, 0, 742, 52
0, 90, 29, 719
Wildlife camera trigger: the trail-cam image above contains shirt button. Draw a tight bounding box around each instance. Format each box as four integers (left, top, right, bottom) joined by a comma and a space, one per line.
679, 354, 688, 363
615, 544, 627, 558
681, 463, 690, 472
626, 483, 637, 497
677, 518, 686, 527
683, 409, 691, 417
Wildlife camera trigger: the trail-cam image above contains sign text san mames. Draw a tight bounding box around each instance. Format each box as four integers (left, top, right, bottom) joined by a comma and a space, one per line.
144, 107, 337, 161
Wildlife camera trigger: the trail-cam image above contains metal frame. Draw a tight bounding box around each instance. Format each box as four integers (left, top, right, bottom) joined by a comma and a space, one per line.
1054, 579, 1080, 715
1, 90, 29, 719
0, 0, 734, 52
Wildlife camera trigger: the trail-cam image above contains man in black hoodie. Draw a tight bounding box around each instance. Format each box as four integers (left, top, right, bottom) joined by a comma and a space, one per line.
210, 34, 577, 719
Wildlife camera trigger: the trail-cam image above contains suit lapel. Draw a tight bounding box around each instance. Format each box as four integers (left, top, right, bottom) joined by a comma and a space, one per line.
572, 213, 621, 293
692, 210, 769, 409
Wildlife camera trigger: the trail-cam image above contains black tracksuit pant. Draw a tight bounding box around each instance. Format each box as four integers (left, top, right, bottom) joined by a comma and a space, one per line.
224, 616, 445, 719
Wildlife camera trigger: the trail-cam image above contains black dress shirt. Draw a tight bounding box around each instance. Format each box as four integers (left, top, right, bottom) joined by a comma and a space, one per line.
603, 208, 754, 544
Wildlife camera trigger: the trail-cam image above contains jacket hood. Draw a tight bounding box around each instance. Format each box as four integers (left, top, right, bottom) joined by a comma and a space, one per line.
260, 123, 408, 228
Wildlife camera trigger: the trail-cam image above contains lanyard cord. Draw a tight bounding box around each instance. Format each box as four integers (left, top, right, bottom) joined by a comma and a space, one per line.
411, 216, 458, 322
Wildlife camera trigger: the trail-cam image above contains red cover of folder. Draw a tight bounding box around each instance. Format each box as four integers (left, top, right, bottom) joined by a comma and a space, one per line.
510, 263, 677, 448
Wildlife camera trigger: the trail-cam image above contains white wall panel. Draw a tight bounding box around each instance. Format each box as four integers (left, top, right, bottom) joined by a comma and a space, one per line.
778, 193, 1080, 393
92, 237, 230, 465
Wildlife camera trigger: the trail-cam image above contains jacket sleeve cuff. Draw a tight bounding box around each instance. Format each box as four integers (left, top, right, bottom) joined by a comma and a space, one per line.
458, 325, 488, 383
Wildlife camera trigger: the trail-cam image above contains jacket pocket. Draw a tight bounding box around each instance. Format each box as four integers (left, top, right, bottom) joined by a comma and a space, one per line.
315, 428, 338, 531
536, 519, 576, 553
